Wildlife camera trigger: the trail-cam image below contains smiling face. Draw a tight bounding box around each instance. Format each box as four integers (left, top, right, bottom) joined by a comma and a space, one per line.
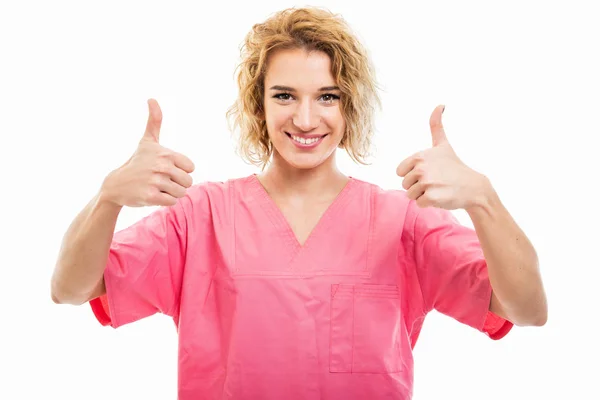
262, 48, 346, 171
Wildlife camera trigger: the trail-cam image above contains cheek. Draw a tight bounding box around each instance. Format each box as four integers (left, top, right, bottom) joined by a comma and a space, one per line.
323, 110, 346, 135
266, 108, 291, 134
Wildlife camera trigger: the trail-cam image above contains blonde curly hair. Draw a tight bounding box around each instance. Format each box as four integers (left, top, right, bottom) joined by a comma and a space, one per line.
226, 6, 382, 169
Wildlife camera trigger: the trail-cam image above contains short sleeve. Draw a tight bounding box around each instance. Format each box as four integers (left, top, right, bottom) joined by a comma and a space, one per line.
410, 203, 513, 340
89, 199, 188, 329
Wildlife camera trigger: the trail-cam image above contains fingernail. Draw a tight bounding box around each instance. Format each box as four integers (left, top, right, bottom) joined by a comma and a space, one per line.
442, 105, 446, 114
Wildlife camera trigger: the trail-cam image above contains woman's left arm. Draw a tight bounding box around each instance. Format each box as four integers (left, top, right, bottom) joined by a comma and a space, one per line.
465, 178, 548, 327
397, 104, 547, 327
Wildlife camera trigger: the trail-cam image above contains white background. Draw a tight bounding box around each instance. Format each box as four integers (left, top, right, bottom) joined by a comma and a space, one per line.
1, 0, 598, 399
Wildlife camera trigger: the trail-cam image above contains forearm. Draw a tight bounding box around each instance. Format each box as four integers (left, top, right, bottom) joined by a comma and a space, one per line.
51, 188, 122, 305
466, 176, 547, 326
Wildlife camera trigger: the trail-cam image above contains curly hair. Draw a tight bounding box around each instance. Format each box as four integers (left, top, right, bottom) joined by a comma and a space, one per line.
226, 6, 382, 169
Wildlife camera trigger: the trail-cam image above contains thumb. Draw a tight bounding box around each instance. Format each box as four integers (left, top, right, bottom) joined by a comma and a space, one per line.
429, 104, 447, 147
142, 98, 162, 142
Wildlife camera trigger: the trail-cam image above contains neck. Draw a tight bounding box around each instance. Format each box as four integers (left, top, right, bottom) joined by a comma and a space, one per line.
258, 151, 348, 199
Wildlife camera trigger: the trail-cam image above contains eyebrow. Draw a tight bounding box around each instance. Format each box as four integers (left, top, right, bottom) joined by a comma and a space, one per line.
269, 85, 340, 92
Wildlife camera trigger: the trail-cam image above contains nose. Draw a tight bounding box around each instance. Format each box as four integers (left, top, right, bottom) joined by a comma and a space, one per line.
292, 99, 320, 132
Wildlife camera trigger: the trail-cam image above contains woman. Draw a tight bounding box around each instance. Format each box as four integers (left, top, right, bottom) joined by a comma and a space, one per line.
50, 6, 547, 399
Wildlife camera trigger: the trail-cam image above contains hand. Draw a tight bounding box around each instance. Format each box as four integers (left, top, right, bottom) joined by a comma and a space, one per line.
396, 105, 489, 210
101, 99, 195, 207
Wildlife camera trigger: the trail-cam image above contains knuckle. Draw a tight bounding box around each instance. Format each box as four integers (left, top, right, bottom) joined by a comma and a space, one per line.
422, 192, 436, 206
414, 151, 426, 162
145, 187, 158, 203
158, 149, 174, 161
184, 175, 193, 188
152, 161, 171, 175
149, 173, 164, 187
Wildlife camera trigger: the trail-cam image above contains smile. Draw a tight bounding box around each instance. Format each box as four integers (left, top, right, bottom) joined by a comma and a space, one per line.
285, 132, 328, 148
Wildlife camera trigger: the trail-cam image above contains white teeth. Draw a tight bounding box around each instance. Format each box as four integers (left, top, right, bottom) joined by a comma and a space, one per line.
290, 134, 321, 145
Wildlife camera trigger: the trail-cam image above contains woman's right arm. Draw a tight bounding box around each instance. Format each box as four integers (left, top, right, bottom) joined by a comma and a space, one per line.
50, 98, 194, 306
50, 189, 122, 305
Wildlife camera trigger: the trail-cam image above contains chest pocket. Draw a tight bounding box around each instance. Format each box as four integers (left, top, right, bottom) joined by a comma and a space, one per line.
329, 283, 405, 374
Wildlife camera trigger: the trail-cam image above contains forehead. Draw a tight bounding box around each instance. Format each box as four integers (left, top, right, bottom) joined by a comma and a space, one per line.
264, 48, 336, 89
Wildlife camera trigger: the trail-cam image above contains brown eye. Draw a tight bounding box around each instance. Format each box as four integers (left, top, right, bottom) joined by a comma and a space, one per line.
321, 94, 340, 103
274, 93, 292, 101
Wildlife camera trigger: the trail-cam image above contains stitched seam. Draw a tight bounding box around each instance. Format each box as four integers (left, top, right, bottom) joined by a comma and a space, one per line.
365, 184, 375, 272
230, 179, 237, 272
300, 177, 356, 255
412, 203, 429, 313
251, 175, 300, 260
329, 287, 334, 372
166, 199, 187, 318
351, 286, 356, 373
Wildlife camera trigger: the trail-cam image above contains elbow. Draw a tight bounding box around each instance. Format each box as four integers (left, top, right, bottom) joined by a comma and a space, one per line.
520, 312, 547, 327
51, 290, 61, 304
50, 275, 64, 304
531, 309, 548, 327
529, 293, 549, 327
50, 284, 69, 305
512, 305, 548, 327
508, 283, 548, 327
50, 280, 87, 306
51, 291, 87, 306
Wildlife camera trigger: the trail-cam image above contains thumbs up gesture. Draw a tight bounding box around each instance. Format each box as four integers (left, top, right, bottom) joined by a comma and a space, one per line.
396, 105, 489, 210
101, 99, 196, 207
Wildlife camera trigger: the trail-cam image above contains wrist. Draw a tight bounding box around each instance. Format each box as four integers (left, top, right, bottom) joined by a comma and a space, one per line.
98, 172, 124, 210
465, 174, 498, 217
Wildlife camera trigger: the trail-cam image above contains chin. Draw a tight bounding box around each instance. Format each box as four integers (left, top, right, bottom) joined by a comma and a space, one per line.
270, 131, 342, 170
281, 153, 329, 170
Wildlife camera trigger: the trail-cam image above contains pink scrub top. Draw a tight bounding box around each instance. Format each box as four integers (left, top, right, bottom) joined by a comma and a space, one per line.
90, 174, 512, 399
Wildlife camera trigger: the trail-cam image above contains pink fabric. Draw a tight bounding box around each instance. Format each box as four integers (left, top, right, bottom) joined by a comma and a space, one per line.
90, 174, 512, 399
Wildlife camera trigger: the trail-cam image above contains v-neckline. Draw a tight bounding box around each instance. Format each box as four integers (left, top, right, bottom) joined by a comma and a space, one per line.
250, 174, 356, 252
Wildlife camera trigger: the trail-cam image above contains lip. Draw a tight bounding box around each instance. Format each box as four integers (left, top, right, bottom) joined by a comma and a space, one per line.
286, 132, 328, 149
286, 132, 328, 139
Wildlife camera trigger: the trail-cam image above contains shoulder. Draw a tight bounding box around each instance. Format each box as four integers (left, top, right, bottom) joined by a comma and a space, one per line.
350, 176, 413, 215
350, 177, 459, 238
178, 174, 257, 216
350, 177, 422, 239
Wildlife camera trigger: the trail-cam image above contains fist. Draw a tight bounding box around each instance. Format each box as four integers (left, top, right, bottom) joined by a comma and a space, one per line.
101, 99, 195, 207
396, 105, 488, 210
